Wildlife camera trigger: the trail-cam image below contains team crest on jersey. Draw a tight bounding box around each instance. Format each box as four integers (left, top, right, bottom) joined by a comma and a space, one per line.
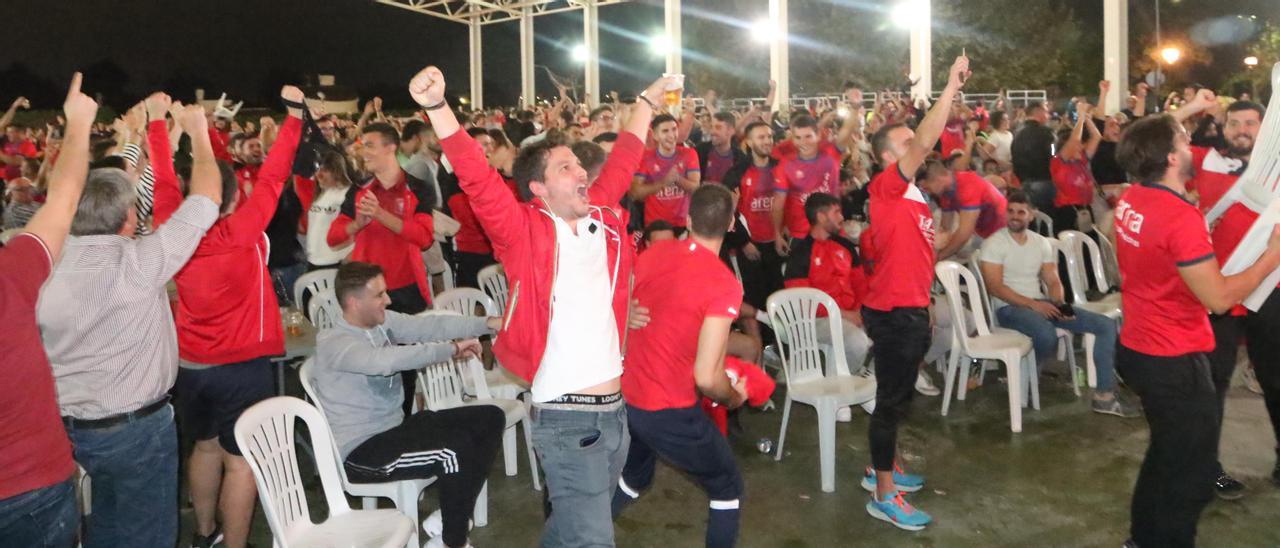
795, 171, 804, 179
395, 198, 406, 215
918, 214, 935, 241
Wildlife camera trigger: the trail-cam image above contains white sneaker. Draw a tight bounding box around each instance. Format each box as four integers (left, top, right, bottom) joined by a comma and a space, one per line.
424, 536, 474, 548
915, 371, 941, 397
423, 510, 472, 539
1243, 365, 1263, 395
837, 406, 853, 422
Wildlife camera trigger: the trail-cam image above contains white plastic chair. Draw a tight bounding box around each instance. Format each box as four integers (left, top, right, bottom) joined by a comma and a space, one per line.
936, 261, 1039, 433
476, 264, 509, 315
299, 359, 435, 548
1057, 230, 1122, 320
292, 268, 337, 313
766, 288, 877, 493
424, 246, 456, 295
969, 249, 1090, 397
1031, 210, 1054, 237
307, 288, 341, 330
234, 396, 414, 548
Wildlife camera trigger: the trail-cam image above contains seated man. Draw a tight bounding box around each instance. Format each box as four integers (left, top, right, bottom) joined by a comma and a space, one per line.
977, 190, 1137, 417
312, 261, 506, 548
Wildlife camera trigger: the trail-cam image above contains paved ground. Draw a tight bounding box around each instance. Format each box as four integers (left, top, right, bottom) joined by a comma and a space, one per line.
181, 359, 1280, 547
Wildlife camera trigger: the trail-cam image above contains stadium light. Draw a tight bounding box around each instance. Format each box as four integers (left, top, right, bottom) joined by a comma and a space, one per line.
892, 0, 927, 30
650, 33, 673, 56
750, 18, 776, 44
1160, 46, 1181, 64
571, 43, 589, 63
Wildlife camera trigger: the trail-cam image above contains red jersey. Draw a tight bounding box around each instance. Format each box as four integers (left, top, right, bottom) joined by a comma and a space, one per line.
771, 140, 841, 163
623, 240, 743, 411
702, 147, 737, 185
783, 235, 867, 316
1188, 145, 1245, 214
449, 190, 494, 255
774, 153, 840, 238
862, 163, 935, 311
940, 119, 966, 158
2, 138, 37, 180
1050, 156, 1096, 207
1114, 184, 1216, 356
636, 145, 700, 227
0, 234, 76, 499
329, 172, 436, 296
936, 171, 1008, 238
731, 162, 778, 243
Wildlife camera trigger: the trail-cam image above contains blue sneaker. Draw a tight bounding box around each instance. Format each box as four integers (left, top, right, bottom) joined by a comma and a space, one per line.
861, 465, 925, 493
866, 491, 932, 531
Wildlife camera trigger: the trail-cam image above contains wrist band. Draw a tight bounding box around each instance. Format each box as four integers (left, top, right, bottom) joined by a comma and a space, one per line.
423, 99, 449, 112
637, 94, 658, 111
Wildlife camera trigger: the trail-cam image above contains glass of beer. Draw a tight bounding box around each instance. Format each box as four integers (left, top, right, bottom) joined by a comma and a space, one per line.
662, 73, 684, 107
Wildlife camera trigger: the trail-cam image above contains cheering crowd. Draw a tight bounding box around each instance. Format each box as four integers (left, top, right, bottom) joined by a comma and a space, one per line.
1, 50, 1278, 548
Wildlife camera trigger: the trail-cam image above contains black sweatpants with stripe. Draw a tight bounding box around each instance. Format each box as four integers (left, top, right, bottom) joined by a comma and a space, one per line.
345, 404, 505, 547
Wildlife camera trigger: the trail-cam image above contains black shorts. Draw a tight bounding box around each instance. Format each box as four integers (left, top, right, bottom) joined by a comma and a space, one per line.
174, 357, 274, 456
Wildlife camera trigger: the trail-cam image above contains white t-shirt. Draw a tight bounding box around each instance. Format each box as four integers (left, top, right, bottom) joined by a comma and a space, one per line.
979, 228, 1054, 308
306, 186, 354, 266
531, 214, 623, 402
988, 130, 1013, 164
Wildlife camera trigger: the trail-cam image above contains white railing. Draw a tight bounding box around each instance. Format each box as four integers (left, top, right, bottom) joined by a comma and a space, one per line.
707, 90, 1047, 111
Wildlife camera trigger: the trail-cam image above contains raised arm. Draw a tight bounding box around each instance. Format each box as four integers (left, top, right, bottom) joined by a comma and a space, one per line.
1171, 88, 1216, 124
1082, 108, 1101, 159
898, 55, 970, 180
0, 96, 27, 132
145, 93, 185, 226
23, 74, 95, 260
222, 87, 305, 243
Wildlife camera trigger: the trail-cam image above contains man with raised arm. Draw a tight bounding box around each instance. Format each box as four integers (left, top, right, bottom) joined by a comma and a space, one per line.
1111, 113, 1280, 547
411, 65, 675, 546
169, 86, 306, 548
859, 55, 969, 531
0, 73, 95, 546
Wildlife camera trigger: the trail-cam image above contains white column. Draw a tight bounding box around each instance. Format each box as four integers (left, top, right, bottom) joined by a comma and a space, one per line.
664, 0, 682, 76
520, 8, 535, 109
1103, 0, 1129, 114
909, 0, 931, 102
768, 0, 788, 112
469, 17, 484, 110
583, 1, 600, 107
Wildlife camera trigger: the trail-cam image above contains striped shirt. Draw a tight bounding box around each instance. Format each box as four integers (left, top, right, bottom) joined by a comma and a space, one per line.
120, 143, 158, 235
37, 196, 219, 419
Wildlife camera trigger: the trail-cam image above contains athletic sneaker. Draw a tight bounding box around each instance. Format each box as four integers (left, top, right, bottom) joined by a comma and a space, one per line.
861, 465, 925, 493
423, 509, 473, 538
915, 370, 941, 397
1091, 394, 1140, 418
837, 406, 853, 422
866, 491, 931, 531
425, 537, 473, 548
1215, 473, 1246, 500
190, 525, 223, 548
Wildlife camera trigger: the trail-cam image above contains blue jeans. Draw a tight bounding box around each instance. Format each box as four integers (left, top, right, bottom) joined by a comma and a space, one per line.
0, 477, 78, 548
531, 405, 629, 548
996, 302, 1118, 392
66, 404, 179, 548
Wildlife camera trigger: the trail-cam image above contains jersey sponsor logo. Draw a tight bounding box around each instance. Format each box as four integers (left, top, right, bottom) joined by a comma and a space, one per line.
918, 214, 936, 242
1115, 199, 1144, 247
656, 186, 685, 199
394, 198, 406, 215
749, 195, 774, 212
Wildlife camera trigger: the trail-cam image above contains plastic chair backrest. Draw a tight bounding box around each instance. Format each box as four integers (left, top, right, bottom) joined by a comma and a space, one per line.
1032, 210, 1054, 237
307, 288, 341, 330
424, 249, 456, 292
234, 396, 352, 544
297, 359, 361, 489
1056, 230, 1096, 303
434, 287, 498, 318
293, 268, 337, 314
766, 288, 847, 386
968, 250, 996, 326
935, 261, 993, 355
476, 264, 509, 315
418, 360, 467, 411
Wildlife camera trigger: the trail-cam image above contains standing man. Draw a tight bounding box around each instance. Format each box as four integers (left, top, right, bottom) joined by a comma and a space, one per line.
1011, 103, 1056, 211
38, 96, 222, 547
1172, 92, 1279, 497
771, 114, 840, 254
696, 112, 747, 186
859, 55, 970, 531
724, 121, 783, 308
612, 184, 748, 547
0, 74, 94, 547
327, 122, 437, 314
412, 65, 675, 546
630, 114, 702, 233
1112, 114, 1280, 548
171, 87, 305, 548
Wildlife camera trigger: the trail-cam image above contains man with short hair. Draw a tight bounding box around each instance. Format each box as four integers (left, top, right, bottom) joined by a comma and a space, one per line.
399, 119, 441, 197
3, 176, 40, 229
917, 159, 1008, 260
1172, 91, 1280, 498
328, 122, 437, 314
771, 114, 840, 254
313, 261, 504, 548
612, 184, 749, 548
0, 73, 94, 547
630, 113, 702, 232
696, 112, 747, 185
978, 190, 1136, 418
858, 54, 970, 531
1112, 113, 1280, 548
1011, 102, 1057, 211
38, 96, 223, 547
171, 87, 306, 548
724, 121, 783, 307
414, 64, 673, 546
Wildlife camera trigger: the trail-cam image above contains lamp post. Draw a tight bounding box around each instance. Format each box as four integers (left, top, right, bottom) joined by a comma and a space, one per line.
1245, 56, 1259, 98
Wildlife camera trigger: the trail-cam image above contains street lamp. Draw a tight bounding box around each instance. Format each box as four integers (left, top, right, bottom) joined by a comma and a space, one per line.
571, 43, 588, 63
1160, 46, 1181, 64
1245, 56, 1259, 98
1244, 56, 1259, 68
750, 18, 776, 44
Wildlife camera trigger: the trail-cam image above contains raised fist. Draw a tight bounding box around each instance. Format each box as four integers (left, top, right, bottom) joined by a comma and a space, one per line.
144, 92, 172, 122
173, 104, 209, 135
947, 55, 971, 89
409, 66, 447, 107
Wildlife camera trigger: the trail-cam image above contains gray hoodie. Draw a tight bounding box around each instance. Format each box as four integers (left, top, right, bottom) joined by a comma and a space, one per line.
313, 310, 491, 458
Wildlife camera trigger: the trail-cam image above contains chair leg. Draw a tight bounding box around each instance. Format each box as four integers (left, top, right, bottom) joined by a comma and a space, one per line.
503, 425, 518, 476
1004, 355, 1023, 433
474, 481, 488, 527
362, 496, 377, 510
1083, 334, 1098, 389
956, 354, 971, 401
775, 396, 793, 462
942, 352, 960, 416
522, 412, 541, 491
397, 481, 421, 548
1062, 333, 1081, 397
817, 399, 837, 493
1027, 352, 1041, 410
